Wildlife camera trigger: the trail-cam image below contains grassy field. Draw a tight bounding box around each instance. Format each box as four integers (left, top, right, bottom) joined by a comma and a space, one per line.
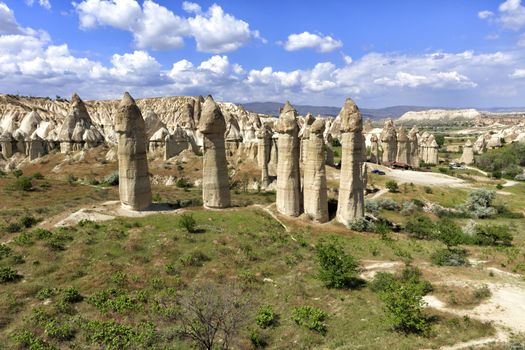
1, 157, 525, 349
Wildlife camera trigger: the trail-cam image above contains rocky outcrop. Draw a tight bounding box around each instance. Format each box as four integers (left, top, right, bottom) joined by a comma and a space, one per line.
460, 139, 474, 165
408, 126, 419, 168
380, 119, 397, 163
299, 113, 315, 163
396, 126, 409, 164
257, 124, 272, 187
303, 118, 328, 222
115, 92, 152, 211
198, 96, 231, 208
275, 102, 302, 217
426, 139, 439, 165
398, 109, 482, 123
337, 98, 365, 225
0, 131, 13, 158
369, 134, 380, 164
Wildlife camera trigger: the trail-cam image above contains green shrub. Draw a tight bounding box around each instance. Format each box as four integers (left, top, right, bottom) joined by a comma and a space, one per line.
473, 224, 513, 246
180, 250, 210, 267
13, 232, 34, 246
424, 186, 433, 194
405, 216, 435, 239
13, 169, 23, 178
291, 305, 327, 335
34, 228, 53, 240
0, 243, 12, 259
0, 266, 21, 283
434, 218, 465, 248
83, 320, 137, 349
103, 171, 119, 186
379, 279, 429, 334
14, 176, 33, 191
36, 287, 56, 300
369, 272, 397, 293
462, 189, 497, 219
5, 222, 22, 233
32, 172, 44, 180
316, 238, 360, 289
256, 305, 277, 329
20, 215, 39, 228
62, 287, 83, 303
178, 213, 197, 233
431, 248, 469, 266
13, 330, 56, 350
44, 320, 75, 340
175, 177, 191, 188
385, 180, 399, 193
348, 217, 375, 232
249, 330, 268, 348
87, 288, 142, 313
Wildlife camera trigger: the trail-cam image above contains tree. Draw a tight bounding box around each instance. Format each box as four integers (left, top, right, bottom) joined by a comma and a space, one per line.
434, 218, 464, 249
177, 283, 249, 350
316, 238, 360, 289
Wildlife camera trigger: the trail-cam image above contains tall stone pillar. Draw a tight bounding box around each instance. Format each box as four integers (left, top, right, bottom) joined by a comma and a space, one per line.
115, 92, 152, 211
299, 113, 315, 163
408, 126, 419, 168
380, 119, 397, 163
337, 98, 365, 225
428, 139, 439, 165
396, 126, 409, 164
0, 132, 13, 158
325, 134, 335, 166
369, 134, 380, 164
198, 96, 231, 208
303, 119, 328, 222
275, 101, 302, 217
257, 124, 272, 187
460, 139, 474, 165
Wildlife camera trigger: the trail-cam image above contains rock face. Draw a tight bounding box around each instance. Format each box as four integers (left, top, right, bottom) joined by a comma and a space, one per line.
396, 126, 409, 164
198, 96, 231, 208
115, 92, 152, 211
460, 139, 474, 165
380, 119, 397, 163
299, 113, 315, 163
325, 133, 335, 166
427, 139, 439, 165
408, 126, 419, 168
337, 98, 365, 225
256, 124, 272, 187
0, 131, 13, 158
275, 101, 302, 216
398, 109, 482, 123
369, 134, 380, 164
303, 118, 328, 223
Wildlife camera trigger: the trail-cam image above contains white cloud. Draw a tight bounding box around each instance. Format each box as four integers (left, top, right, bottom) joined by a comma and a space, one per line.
26, 0, 51, 9
283, 31, 343, 53
73, 0, 258, 53
510, 68, 525, 77
480, 0, 525, 30
478, 10, 494, 19
0, 2, 24, 34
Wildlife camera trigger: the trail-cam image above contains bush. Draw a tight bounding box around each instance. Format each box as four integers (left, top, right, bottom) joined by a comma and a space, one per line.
365, 200, 380, 213
13, 330, 54, 350
0, 243, 12, 259
386, 180, 399, 193
175, 177, 191, 188
44, 320, 75, 340
369, 272, 397, 293
103, 171, 119, 186
36, 287, 56, 300
434, 218, 465, 248
14, 176, 33, 191
178, 213, 197, 233
473, 224, 513, 246
365, 199, 400, 213
256, 305, 277, 329
5, 222, 21, 233
291, 306, 327, 335
33, 228, 53, 240
431, 248, 469, 266
20, 215, 39, 228
180, 250, 210, 267
379, 279, 429, 334
348, 217, 375, 232
400, 201, 419, 216
0, 266, 21, 283
316, 238, 360, 289
424, 186, 433, 194
62, 287, 83, 303
32, 172, 44, 180
405, 216, 435, 240
13, 169, 23, 178
463, 189, 497, 219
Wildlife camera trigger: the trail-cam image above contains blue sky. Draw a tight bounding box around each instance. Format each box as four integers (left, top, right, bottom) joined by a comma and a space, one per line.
1, 0, 525, 108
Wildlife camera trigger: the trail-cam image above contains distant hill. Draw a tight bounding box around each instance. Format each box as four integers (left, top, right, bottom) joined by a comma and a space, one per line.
239, 102, 443, 120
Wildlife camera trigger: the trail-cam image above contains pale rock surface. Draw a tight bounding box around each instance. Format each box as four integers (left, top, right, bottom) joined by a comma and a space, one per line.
460, 139, 474, 165
275, 101, 302, 216
396, 126, 409, 164
337, 98, 365, 225
408, 126, 419, 168
115, 92, 152, 211
380, 119, 397, 163
303, 118, 328, 222
256, 124, 272, 187
197, 95, 231, 208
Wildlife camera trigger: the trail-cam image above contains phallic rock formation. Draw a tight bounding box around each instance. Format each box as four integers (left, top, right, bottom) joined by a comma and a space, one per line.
198, 95, 231, 208
257, 124, 272, 187
337, 98, 365, 225
299, 113, 315, 163
460, 139, 474, 165
115, 92, 152, 211
275, 101, 302, 216
408, 126, 419, 168
380, 119, 397, 163
369, 134, 380, 164
28, 134, 46, 160
396, 126, 409, 164
325, 133, 335, 166
0, 131, 13, 158
427, 139, 439, 165
303, 118, 328, 222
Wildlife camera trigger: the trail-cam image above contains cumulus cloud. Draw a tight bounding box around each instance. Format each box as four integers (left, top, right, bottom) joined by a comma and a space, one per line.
480, 0, 525, 30
283, 31, 343, 52
25, 0, 51, 10
510, 68, 525, 77
73, 0, 258, 53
